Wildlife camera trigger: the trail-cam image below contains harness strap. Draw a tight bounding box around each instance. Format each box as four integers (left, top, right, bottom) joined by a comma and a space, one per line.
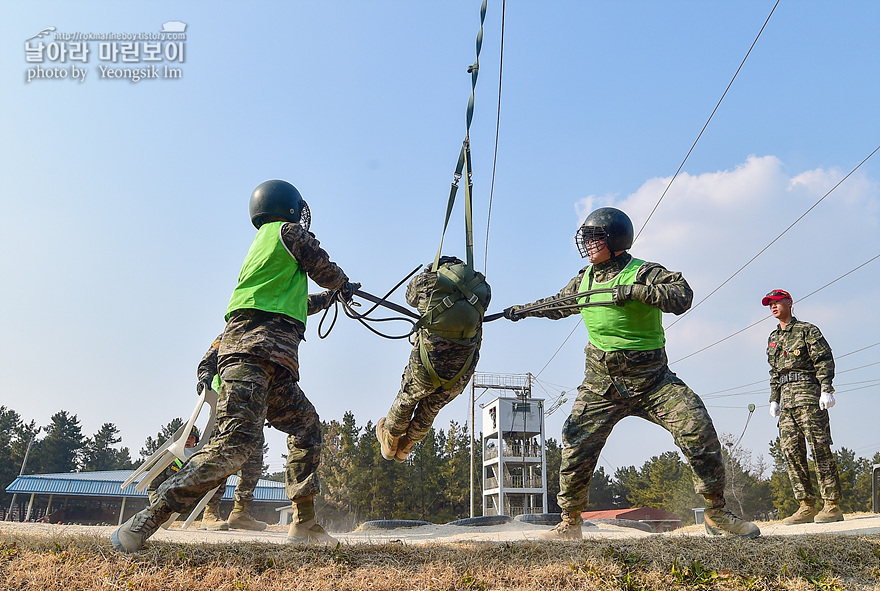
414, 265, 486, 336
418, 333, 478, 390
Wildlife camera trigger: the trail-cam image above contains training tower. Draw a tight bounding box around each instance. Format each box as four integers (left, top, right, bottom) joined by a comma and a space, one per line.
476, 373, 547, 517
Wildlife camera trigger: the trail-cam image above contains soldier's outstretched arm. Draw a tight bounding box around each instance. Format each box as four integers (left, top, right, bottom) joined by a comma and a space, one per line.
280, 222, 350, 290
508, 269, 586, 321
631, 263, 693, 315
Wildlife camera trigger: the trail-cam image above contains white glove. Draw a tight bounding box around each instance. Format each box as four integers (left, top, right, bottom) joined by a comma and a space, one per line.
819, 390, 836, 410
769, 401, 781, 417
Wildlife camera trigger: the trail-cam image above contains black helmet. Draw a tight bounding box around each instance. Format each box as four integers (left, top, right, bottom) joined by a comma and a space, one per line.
248, 180, 311, 231
189, 426, 201, 443
575, 207, 633, 257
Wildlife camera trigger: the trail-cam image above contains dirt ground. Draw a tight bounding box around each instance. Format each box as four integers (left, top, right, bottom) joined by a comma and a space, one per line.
3, 511, 879, 546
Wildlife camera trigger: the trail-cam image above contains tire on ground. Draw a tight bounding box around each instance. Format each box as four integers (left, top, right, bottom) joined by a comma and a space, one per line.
358, 519, 433, 530
514, 513, 562, 526
446, 515, 512, 527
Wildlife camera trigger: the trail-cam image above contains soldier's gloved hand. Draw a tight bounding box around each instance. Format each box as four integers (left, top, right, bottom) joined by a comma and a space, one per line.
769, 401, 780, 417
612, 285, 633, 306
819, 390, 836, 410
197, 378, 213, 396
339, 281, 361, 303
503, 306, 523, 322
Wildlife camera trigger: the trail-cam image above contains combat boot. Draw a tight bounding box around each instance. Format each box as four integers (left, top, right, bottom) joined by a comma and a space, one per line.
227, 500, 268, 531
782, 498, 818, 525
540, 510, 583, 540
376, 417, 400, 461
200, 503, 230, 531
703, 494, 760, 538
286, 495, 338, 546
111, 500, 175, 553
814, 500, 844, 523
395, 434, 415, 463
288, 519, 338, 545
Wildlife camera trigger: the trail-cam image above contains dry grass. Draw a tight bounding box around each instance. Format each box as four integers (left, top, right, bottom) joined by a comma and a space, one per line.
1, 528, 879, 590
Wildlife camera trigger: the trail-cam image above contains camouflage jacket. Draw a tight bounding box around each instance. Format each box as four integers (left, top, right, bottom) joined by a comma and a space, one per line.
197, 334, 221, 383
408, 262, 491, 379
767, 317, 834, 408
218, 222, 350, 378
516, 253, 693, 397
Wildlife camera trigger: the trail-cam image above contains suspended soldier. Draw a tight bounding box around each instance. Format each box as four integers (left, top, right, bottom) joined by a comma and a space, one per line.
763, 289, 843, 524
112, 179, 359, 552
503, 207, 760, 539
377, 256, 490, 462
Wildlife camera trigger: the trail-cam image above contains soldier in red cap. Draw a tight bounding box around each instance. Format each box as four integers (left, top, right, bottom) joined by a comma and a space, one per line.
763, 289, 843, 524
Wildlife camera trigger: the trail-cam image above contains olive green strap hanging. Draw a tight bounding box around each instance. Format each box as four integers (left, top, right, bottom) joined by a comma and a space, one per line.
419, 334, 478, 390
433, 0, 487, 276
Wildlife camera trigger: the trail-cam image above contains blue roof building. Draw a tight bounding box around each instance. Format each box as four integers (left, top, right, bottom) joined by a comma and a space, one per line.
5, 470, 289, 525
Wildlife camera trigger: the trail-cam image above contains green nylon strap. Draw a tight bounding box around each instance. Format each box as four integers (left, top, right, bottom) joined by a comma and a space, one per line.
414, 265, 486, 335
439, 265, 486, 317
418, 333, 478, 390
432, 0, 487, 275
433, 143, 467, 273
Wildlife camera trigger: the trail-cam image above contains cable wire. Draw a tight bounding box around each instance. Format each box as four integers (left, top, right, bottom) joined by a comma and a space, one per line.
484, 0, 505, 275
533, 2, 781, 377
837, 341, 880, 359
670, 252, 880, 364
666, 143, 880, 330
634, 0, 780, 244
535, 319, 582, 378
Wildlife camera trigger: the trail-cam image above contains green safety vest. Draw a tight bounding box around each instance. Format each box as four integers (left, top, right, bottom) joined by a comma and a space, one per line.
225, 221, 308, 324
579, 257, 665, 352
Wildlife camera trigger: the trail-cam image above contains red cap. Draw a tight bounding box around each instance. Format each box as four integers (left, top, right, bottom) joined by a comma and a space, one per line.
762, 289, 792, 306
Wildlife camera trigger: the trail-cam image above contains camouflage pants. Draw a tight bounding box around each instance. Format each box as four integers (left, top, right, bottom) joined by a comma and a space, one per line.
385, 345, 477, 443
778, 403, 841, 501
557, 367, 725, 512
157, 354, 322, 512
146, 462, 181, 506
205, 432, 264, 513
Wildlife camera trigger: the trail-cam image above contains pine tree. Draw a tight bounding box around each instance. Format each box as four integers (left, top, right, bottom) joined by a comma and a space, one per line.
768, 436, 798, 517
544, 437, 562, 513
587, 466, 617, 510
835, 447, 870, 513
80, 423, 135, 471
35, 411, 85, 473
0, 407, 34, 509
139, 418, 184, 459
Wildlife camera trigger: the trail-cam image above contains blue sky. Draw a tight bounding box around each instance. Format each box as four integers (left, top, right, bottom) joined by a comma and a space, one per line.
2, 2, 878, 482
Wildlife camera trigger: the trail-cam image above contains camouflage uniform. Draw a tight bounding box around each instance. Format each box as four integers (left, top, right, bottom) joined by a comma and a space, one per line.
155, 222, 348, 511
385, 263, 491, 444
515, 253, 725, 512
767, 317, 840, 501
196, 335, 266, 512
146, 458, 186, 506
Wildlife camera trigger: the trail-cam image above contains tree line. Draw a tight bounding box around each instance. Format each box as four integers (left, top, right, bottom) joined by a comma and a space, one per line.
0, 406, 192, 515
2, 405, 878, 526
310, 412, 879, 528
